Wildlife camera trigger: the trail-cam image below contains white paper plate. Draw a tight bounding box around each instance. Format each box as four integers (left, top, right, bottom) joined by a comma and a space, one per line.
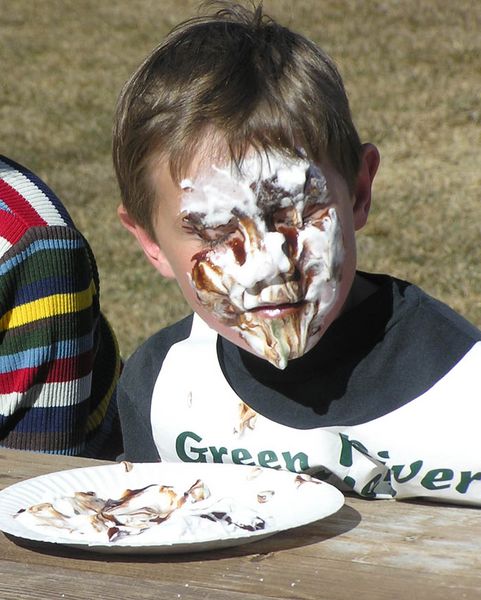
0, 462, 344, 554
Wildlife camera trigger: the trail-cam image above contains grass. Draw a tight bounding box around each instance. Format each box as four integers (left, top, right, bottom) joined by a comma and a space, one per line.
1, 0, 480, 358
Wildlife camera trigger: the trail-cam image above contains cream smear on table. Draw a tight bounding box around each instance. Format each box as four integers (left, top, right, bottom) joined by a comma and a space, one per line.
180, 151, 344, 369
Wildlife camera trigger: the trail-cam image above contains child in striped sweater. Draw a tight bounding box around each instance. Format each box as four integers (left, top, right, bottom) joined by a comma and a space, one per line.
0, 155, 122, 458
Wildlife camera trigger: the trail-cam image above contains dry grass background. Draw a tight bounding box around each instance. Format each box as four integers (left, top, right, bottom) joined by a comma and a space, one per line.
1, 0, 480, 359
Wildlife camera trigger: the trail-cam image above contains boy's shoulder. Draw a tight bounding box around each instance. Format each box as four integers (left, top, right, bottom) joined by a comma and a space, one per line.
122, 313, 195, 380
386, 273, 481, 343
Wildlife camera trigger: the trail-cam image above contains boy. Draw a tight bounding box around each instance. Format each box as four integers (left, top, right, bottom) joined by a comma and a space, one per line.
113, 3, 481, 504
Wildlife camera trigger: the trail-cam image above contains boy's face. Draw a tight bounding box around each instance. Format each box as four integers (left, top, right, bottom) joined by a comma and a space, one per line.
122, 147, 376, 369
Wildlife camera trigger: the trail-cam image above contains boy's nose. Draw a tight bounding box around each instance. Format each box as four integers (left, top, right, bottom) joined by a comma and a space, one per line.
263, 230, 293, 269
240, 230, 295, 289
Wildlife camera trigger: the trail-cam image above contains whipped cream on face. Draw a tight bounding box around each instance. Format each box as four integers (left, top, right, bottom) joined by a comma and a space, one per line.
181, 151, 345, 369
180, 154, 309, 225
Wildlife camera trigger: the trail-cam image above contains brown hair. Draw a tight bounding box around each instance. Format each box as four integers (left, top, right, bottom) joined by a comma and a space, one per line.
112, 1, 362, 239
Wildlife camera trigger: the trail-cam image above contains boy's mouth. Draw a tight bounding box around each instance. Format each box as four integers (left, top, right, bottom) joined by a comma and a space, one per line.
246, 301, 306, 318
241, 281, 303, 311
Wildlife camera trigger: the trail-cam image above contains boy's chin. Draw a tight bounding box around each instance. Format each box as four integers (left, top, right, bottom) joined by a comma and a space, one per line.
196, 296, 342, 369
233, 304, 325, 370
239, 330, 322, 370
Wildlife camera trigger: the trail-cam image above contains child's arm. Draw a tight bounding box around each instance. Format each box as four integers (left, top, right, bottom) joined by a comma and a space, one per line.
0, 224, 121, 457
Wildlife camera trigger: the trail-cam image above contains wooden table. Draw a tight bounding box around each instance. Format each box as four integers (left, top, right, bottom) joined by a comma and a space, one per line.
0, 448, 480, 600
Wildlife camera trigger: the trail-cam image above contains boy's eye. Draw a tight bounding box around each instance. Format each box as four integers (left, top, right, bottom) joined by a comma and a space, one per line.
270, 203, 329, 231
182, 216, 238, 245
271, 206, 301, 230
200, 224, 235, 242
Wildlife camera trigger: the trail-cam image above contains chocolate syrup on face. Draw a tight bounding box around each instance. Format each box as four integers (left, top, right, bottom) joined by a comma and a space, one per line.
191, 248, 211, 264
276, 225, 298, 257
191, 255, 223, 293
182, 154, 343, 368
228, 237, 247, 265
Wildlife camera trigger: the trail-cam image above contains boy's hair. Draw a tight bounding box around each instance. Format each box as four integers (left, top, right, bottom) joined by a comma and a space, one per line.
112, 1, 362, 240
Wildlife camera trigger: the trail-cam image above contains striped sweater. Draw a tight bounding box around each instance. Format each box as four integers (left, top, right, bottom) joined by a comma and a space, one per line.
0, 155, 122, 458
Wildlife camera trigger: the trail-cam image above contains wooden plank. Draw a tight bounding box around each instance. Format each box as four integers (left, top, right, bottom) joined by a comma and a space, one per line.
2, 449, 481, 599
0, 560, 269, 600
2, 524, 481, 600
0, 449, 109, 490
1, 543, 480, 600
294, 498, 481, 572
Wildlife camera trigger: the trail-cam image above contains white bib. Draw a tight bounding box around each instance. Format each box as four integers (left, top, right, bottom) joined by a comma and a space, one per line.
151, 314, 481, 504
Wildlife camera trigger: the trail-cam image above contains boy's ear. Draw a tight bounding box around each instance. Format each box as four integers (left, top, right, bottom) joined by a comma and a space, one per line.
352, 143, 380, 230
117, 205, 176, 279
